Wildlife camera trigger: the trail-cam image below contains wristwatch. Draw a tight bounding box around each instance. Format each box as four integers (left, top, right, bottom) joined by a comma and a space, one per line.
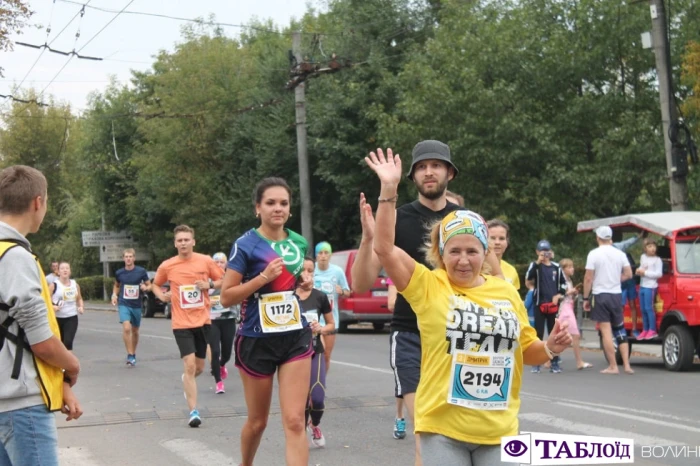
208, 279, 214, 289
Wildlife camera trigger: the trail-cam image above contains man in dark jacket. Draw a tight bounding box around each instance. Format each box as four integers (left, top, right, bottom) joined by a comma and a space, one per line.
525, 239, 567, 373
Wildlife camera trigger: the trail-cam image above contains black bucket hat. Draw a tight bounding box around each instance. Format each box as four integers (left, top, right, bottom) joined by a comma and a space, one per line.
407, 140, 459, 180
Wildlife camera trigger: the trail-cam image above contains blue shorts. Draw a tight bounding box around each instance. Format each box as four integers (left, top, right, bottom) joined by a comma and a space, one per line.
118, 305, 141, 327
621, 280, 637, 305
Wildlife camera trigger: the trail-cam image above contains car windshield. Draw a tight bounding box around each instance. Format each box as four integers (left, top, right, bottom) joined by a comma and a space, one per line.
676, 238, 700, 274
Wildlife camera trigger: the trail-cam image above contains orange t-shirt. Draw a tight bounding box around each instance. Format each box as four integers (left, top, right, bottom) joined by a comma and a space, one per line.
154, 252, 224, 329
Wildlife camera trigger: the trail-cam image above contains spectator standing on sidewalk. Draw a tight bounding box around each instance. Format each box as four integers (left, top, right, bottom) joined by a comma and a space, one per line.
525, 240, 567, 373
613, 232, 645, 337
583, 226, 634, 375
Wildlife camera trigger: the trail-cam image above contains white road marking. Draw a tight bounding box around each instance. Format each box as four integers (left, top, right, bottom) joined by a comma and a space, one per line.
520, 413, 677, 446
522, 392, 700, 428
332, 360, 394, 374
58, 447, 101, 465
160, 438, 234, 465
82, 327, 173, 340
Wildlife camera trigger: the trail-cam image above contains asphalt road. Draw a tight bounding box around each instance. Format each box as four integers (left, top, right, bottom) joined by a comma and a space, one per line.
55, 309, 700, 466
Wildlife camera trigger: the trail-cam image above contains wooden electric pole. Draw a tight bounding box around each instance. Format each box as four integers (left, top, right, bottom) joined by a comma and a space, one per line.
649, 0, 688, 210
292, 31, 314, 246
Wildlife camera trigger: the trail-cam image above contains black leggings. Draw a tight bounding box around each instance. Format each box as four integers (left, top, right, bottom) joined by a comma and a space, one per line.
534, 309, 559, 363
57, 315, 78, 350
210, 319, 236, 382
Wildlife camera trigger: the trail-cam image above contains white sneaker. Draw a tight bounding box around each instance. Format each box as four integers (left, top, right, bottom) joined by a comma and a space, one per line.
308, 422, 326, 448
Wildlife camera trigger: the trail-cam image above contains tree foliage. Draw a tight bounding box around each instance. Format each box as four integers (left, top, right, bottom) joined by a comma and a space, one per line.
0, 0, 32, 76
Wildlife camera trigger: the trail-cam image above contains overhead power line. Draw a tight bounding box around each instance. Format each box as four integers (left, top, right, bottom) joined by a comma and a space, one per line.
55, 0, 340, 36
10, 0, 134, 118
14, 41, 103, 61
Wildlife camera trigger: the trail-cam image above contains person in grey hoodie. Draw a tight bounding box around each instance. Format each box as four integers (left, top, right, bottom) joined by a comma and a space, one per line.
0, 165, 83, 466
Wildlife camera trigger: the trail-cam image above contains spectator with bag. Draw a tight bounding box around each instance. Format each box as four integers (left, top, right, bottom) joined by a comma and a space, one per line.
525, 240, 567, 374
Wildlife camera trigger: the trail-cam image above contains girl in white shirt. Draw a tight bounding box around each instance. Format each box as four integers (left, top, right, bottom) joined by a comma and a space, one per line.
636, 239, 663, 340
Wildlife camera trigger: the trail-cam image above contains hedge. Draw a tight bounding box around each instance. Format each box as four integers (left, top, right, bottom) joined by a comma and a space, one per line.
75, 275, 113, 301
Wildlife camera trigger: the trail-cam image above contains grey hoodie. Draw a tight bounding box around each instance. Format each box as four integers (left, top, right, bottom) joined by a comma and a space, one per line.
0, 221, 54, 412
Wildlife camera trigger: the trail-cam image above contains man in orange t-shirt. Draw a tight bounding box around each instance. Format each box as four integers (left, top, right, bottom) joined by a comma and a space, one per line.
151, 225, 223, 428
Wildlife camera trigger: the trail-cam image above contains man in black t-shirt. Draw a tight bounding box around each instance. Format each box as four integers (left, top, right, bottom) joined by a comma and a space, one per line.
352, 140, 502, 465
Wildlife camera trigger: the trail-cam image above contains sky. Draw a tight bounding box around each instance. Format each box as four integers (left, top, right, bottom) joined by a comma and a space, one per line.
1, 0, 316, 113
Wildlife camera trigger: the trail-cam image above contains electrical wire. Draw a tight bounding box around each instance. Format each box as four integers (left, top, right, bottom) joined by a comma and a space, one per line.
56, 0, 336, 36
10, 0, 133, 117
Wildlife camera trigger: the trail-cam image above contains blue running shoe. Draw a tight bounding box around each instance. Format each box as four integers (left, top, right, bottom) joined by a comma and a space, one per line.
126, 354, 136, 366
393, 418, 406, 439
188, 409, 201, 428
531, 365, 541, 374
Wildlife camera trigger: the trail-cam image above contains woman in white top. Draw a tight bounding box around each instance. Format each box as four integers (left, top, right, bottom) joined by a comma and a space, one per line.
51, 261, 84, 350
636, 239, 663, 340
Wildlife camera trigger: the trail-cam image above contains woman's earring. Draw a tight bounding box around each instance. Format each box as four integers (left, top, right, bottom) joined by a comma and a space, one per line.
289, 213, 293, 218
256, 212, 260, 219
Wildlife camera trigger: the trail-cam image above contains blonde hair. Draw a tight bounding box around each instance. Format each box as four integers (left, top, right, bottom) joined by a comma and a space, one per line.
559, 258, 574, 269
123, 248, 135, 256
423, 219, 492, 275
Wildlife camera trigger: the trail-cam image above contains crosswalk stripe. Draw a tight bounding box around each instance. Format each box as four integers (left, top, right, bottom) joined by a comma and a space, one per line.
520, 412, 677, 446
160, 438, 235, 465
58, 447, 100, 465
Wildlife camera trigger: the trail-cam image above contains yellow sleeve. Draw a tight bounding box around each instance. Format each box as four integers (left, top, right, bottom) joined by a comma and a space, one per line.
512, 269, 521, 290
514, 294, 537, 352
398, 263, 438, 317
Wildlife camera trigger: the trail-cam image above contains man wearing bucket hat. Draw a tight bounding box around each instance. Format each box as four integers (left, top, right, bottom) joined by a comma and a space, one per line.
352, 140, 502, 463
313, 241, 350, 371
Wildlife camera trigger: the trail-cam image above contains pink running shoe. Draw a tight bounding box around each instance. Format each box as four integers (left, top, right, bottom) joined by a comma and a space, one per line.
645, 330, 658, 340
308, 422, 325, 448
215, 381, 225, 394
220, 365, 228, 381
637, 331, 649, 340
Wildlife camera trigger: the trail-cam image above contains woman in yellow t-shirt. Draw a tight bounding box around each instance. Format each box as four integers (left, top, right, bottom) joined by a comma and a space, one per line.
487, 219, 520, 290
364, 151, 573, 465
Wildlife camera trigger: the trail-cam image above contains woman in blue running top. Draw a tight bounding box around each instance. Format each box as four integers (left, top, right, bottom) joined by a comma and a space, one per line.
221, 177, 312, 466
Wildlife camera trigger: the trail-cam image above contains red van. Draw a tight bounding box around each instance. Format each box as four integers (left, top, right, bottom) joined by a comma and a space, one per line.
329, 249, 391, 332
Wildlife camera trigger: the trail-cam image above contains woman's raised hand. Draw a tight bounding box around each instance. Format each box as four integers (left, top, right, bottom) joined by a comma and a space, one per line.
365, 148, 402, 187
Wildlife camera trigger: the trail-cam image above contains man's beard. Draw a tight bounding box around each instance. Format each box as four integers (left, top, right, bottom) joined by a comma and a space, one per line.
416, 178, 448, 200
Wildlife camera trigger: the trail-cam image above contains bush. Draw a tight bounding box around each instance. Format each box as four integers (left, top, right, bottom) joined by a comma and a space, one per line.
76, 275, 110, 301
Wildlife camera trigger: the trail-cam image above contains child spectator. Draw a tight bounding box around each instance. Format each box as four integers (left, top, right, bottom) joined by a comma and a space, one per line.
559, 259, 592, 370
636, 239, 663, 340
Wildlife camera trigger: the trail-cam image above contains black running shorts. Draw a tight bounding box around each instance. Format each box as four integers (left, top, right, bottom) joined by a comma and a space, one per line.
235, 327, 313, 378
173, 325, 210, 359
389, 330, 421, 398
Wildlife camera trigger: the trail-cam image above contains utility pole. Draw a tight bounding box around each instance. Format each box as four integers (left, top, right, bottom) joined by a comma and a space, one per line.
101, 210, 109, 300
649, 0, 688, 210
292, 31, 314, 246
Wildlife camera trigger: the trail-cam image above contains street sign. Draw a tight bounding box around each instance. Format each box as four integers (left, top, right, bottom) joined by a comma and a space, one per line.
82, 230, 133, 247
99, 243, 149, 262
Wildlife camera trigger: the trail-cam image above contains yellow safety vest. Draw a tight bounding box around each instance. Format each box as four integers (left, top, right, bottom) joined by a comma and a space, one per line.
0, 240, 64, 411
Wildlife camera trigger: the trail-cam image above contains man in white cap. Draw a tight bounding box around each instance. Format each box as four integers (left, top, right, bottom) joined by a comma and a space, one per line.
582, 226, 634, 374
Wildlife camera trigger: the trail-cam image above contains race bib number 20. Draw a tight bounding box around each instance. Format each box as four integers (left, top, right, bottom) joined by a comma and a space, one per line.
447, 351, 513, 411
179, 285, 204, 309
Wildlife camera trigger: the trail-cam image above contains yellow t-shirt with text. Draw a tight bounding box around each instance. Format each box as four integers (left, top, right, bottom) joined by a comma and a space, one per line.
501, 259, 520, 290
401, 265, 537, 445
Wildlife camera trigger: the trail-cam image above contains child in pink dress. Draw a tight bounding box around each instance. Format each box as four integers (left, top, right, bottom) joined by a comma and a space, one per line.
559, 259, 592, 370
